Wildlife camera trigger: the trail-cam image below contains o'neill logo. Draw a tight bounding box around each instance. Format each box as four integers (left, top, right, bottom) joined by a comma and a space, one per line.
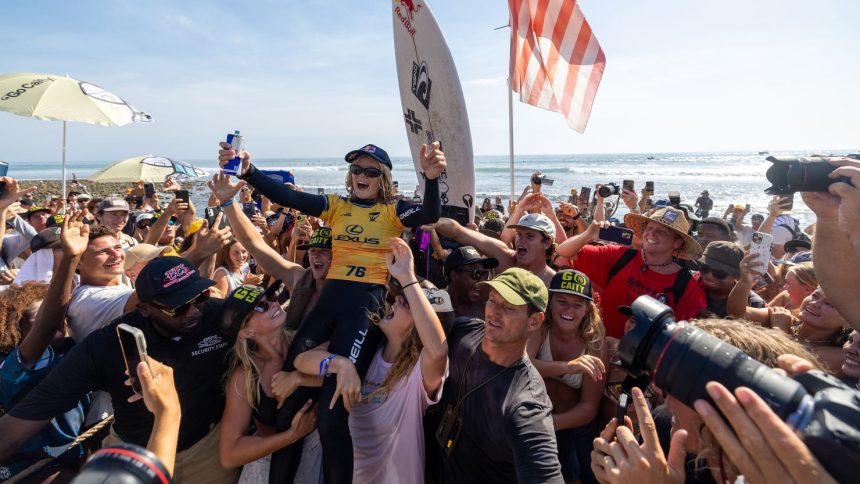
394, 0, 422, 36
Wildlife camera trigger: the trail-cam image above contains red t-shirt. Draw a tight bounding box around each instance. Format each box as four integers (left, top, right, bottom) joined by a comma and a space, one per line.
574, 245, 707, 338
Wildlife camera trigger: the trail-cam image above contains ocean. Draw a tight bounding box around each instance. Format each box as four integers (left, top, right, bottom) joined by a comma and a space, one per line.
11, 150, 844, 226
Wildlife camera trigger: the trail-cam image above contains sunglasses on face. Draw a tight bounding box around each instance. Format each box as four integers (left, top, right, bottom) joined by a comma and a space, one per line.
349, 165, 382, 178
151, 291, 210, 318
699, 263, 729, 280
456, 268, 491, 281
253, 299, 274, 314
136, 222, 152, 229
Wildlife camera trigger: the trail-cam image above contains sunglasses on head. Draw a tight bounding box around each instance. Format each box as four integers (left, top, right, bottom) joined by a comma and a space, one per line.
151, 290, 210, 318
699, 263, 729, 280
455, 268, 491, 281
349, 165, 382, 178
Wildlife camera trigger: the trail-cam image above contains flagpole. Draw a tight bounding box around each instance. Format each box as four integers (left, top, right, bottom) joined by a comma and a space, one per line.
61, 121, 67, 206
507, 77, 515, 201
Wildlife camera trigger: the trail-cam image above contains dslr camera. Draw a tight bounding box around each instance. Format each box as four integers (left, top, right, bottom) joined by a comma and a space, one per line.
765, 156, 853, 195
598, 183, 620, 198
531, 173, 554, 186
617, 296, 860, 483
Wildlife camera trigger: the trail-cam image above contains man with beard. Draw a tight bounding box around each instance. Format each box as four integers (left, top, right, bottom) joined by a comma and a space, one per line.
0, 257, 239, 483
434, 213, 557, 287
444, 245, 499, 319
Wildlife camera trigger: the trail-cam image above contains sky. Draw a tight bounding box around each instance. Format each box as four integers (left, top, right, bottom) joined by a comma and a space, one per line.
1, 0, 858, 163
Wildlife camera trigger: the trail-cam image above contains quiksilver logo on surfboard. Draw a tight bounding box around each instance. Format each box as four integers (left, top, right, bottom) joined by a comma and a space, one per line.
411, 61, 432, 108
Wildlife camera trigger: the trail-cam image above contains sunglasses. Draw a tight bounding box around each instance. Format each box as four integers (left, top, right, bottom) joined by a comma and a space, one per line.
253, 299, 275, 314
455, 268, 491, 281
349, 165, 382, 178
151, 291, 210, 318
136, 221, 153, 229
699, 263, 729, 280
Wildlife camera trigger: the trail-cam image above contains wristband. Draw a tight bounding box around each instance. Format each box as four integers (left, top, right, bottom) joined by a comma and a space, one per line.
220, 199, 235, 208
571, 213, 581, 220
318, 354, 336, 378
401, 280, 420, 290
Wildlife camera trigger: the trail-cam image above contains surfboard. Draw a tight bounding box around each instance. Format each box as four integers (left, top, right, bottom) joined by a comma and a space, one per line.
392, 0, 475, 226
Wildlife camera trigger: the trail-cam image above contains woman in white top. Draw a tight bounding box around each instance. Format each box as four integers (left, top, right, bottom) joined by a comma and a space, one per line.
526, 269, 607, 484
291, 237, 449, 484
213, 240, 263, 296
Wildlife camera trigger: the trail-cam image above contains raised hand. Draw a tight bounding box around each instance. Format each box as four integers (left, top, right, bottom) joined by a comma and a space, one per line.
385, 237, 416, 285
163, 177, 181, 192
61, 209, 91, 258
207, 172, 247, 206
420, 142, 447, 180
0, 177, 36, 210
565, 354, 606, 381
218, 141, 251, 176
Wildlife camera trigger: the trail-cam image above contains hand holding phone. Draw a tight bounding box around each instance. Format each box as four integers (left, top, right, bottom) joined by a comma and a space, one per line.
175, 189, 189, 203
599, 226, 634, 246
117, 324, 150, 396
242, 202, 258, 218
749, 232, 773, 270
144, 183, 155, 198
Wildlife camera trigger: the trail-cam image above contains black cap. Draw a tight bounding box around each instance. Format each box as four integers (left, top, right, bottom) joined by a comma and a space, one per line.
699, 217, 733, 236
221, 284, 278, 341
297, 227, 332, 250
344, 144, 393, 170
549, 269, 593, 301
444, 246, 499, 276
25, 206, 50, 219
783, 239, 812, 254
46, 213, 65, 228
135, 256, 214, 307
30, 227, 62, 252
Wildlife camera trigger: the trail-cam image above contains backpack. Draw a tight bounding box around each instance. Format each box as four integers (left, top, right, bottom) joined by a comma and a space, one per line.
780, 221, 812, 244
606, 249, 693, 306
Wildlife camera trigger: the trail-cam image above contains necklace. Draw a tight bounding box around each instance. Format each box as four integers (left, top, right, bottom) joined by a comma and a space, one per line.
641, 251, 674, 272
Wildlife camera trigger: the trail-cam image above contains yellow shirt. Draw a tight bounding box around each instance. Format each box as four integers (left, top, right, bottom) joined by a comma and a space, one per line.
319, 195, 405, 284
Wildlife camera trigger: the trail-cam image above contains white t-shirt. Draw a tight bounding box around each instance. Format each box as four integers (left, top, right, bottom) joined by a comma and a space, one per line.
349, 348, 447, 484
772, 224, 794, 249
735, 226, 754, 247
67, 284, 134, 342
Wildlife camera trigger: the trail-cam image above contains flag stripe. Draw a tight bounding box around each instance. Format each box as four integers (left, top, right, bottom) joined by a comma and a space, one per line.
509, 0, 605, 133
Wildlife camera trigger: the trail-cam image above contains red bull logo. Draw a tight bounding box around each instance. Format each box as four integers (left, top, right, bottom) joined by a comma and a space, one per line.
394, 0, 422, 36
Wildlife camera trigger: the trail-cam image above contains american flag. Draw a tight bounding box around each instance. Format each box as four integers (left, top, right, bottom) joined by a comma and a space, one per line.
509, 0, 606, 133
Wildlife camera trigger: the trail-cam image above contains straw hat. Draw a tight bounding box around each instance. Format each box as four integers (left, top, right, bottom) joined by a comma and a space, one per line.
623, 207, 703, 260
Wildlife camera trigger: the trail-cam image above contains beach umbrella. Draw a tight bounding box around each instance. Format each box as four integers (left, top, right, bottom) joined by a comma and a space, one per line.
0, 72, 151, 197
90, 155, 206, 183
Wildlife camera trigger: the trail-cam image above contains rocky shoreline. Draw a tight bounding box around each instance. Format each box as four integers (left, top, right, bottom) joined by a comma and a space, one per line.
22, 179, 213, 202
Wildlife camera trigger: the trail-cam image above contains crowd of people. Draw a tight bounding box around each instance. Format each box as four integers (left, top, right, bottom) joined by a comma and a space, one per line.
0, 145, 858, 484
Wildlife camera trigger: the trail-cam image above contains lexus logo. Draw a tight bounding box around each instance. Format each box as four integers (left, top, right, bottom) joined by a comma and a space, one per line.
346, 224, 364, 235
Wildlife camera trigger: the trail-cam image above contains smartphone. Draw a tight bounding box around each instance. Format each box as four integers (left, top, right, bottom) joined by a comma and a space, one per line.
143, 183, 155, 198
745, 203, 751, 212
204, 206, 230, 230
599, 226, 634, 246
393, 181, 399, 189
622, 180, 635, 192
317, 188, 325, 195
175, 189, 189, 203
749, 232, 773, 270
778, 194, 794, 212
645, 181, 654, 193
242, 202, 258, 218
668, 191, 681, 207
753, 272, 775, 291
580, 187, 592, 202
116, 324, 149, 395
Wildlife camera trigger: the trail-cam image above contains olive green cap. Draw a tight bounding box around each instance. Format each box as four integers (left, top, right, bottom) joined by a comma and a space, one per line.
478, 267, 548, 312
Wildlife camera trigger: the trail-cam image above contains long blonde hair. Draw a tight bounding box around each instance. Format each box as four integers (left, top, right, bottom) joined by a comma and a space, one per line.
226, 315, 293, 409
344, 158, 396, 203
544, 295, 604, 355
366, 300, 422, 401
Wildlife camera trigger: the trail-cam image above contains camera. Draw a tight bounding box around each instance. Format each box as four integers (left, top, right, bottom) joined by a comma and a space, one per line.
765, 156, 852, 195
598, 183, 620, 198
71, 443, 172, 483
617, 296, 860, 483
531, 173, 554, 186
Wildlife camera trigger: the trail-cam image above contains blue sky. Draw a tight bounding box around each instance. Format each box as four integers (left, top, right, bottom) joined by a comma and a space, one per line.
1, 0, 858, 162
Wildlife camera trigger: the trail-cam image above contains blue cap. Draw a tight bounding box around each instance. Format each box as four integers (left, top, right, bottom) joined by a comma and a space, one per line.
345, 144, 392, 170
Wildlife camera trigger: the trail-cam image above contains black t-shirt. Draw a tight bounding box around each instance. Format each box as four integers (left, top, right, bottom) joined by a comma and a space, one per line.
9, 300, 230, 451
706, 291, 766, 317
431, 318, 563, 484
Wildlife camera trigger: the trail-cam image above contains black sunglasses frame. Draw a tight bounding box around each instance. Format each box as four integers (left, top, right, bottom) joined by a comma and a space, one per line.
349, 165, 382, 178
699, 263, 729, 281
455, 268, 492, 281
151, 291, 210, 318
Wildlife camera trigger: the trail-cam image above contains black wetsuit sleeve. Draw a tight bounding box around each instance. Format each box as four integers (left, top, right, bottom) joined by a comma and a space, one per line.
396, 177, 441, 227
239, 164, 326, 217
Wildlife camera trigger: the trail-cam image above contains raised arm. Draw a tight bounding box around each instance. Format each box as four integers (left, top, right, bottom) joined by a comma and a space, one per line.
556, 222, 601, 259
396, 142, 446, 227
433, 217, 515, 271
208, 173, 306, 289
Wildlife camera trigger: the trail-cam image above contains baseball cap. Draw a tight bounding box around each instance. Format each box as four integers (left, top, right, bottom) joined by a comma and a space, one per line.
135, 256, 215, 308
20, 197, 35, 208
751, 213, 765, 221
507, 213, 556, 240
186, 219, 205, 237
297, 227, 333, 250
478, 267, 548, 312
344, 144, 393, 170
77, 192, 92, 202
30, 227, 62, 252
135, 213, 154, 225
98, 196, 130, 213
444, 245, 499, 276
783, 239, 812, 254
221, 283, 282, 341
697, 241, 744, 278
45, 213, 65, 228
25, 206, 50, 219
479, 218, 505, 238
699, 217, 733, 236
549, 269, 593, 301
124, 244, 168, 271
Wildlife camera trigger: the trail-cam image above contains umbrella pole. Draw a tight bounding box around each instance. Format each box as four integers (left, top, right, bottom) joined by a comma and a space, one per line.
61, 121, 67, 209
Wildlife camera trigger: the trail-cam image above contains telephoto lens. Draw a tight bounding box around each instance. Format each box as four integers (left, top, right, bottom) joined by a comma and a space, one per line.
764, 156, 851, 195
71, 444, 172, 484
617, 296, 811, 422
598, 183, 620, 198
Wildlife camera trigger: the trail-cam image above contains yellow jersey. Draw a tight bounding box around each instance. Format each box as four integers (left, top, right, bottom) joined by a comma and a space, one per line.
319, 195, 405, 284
